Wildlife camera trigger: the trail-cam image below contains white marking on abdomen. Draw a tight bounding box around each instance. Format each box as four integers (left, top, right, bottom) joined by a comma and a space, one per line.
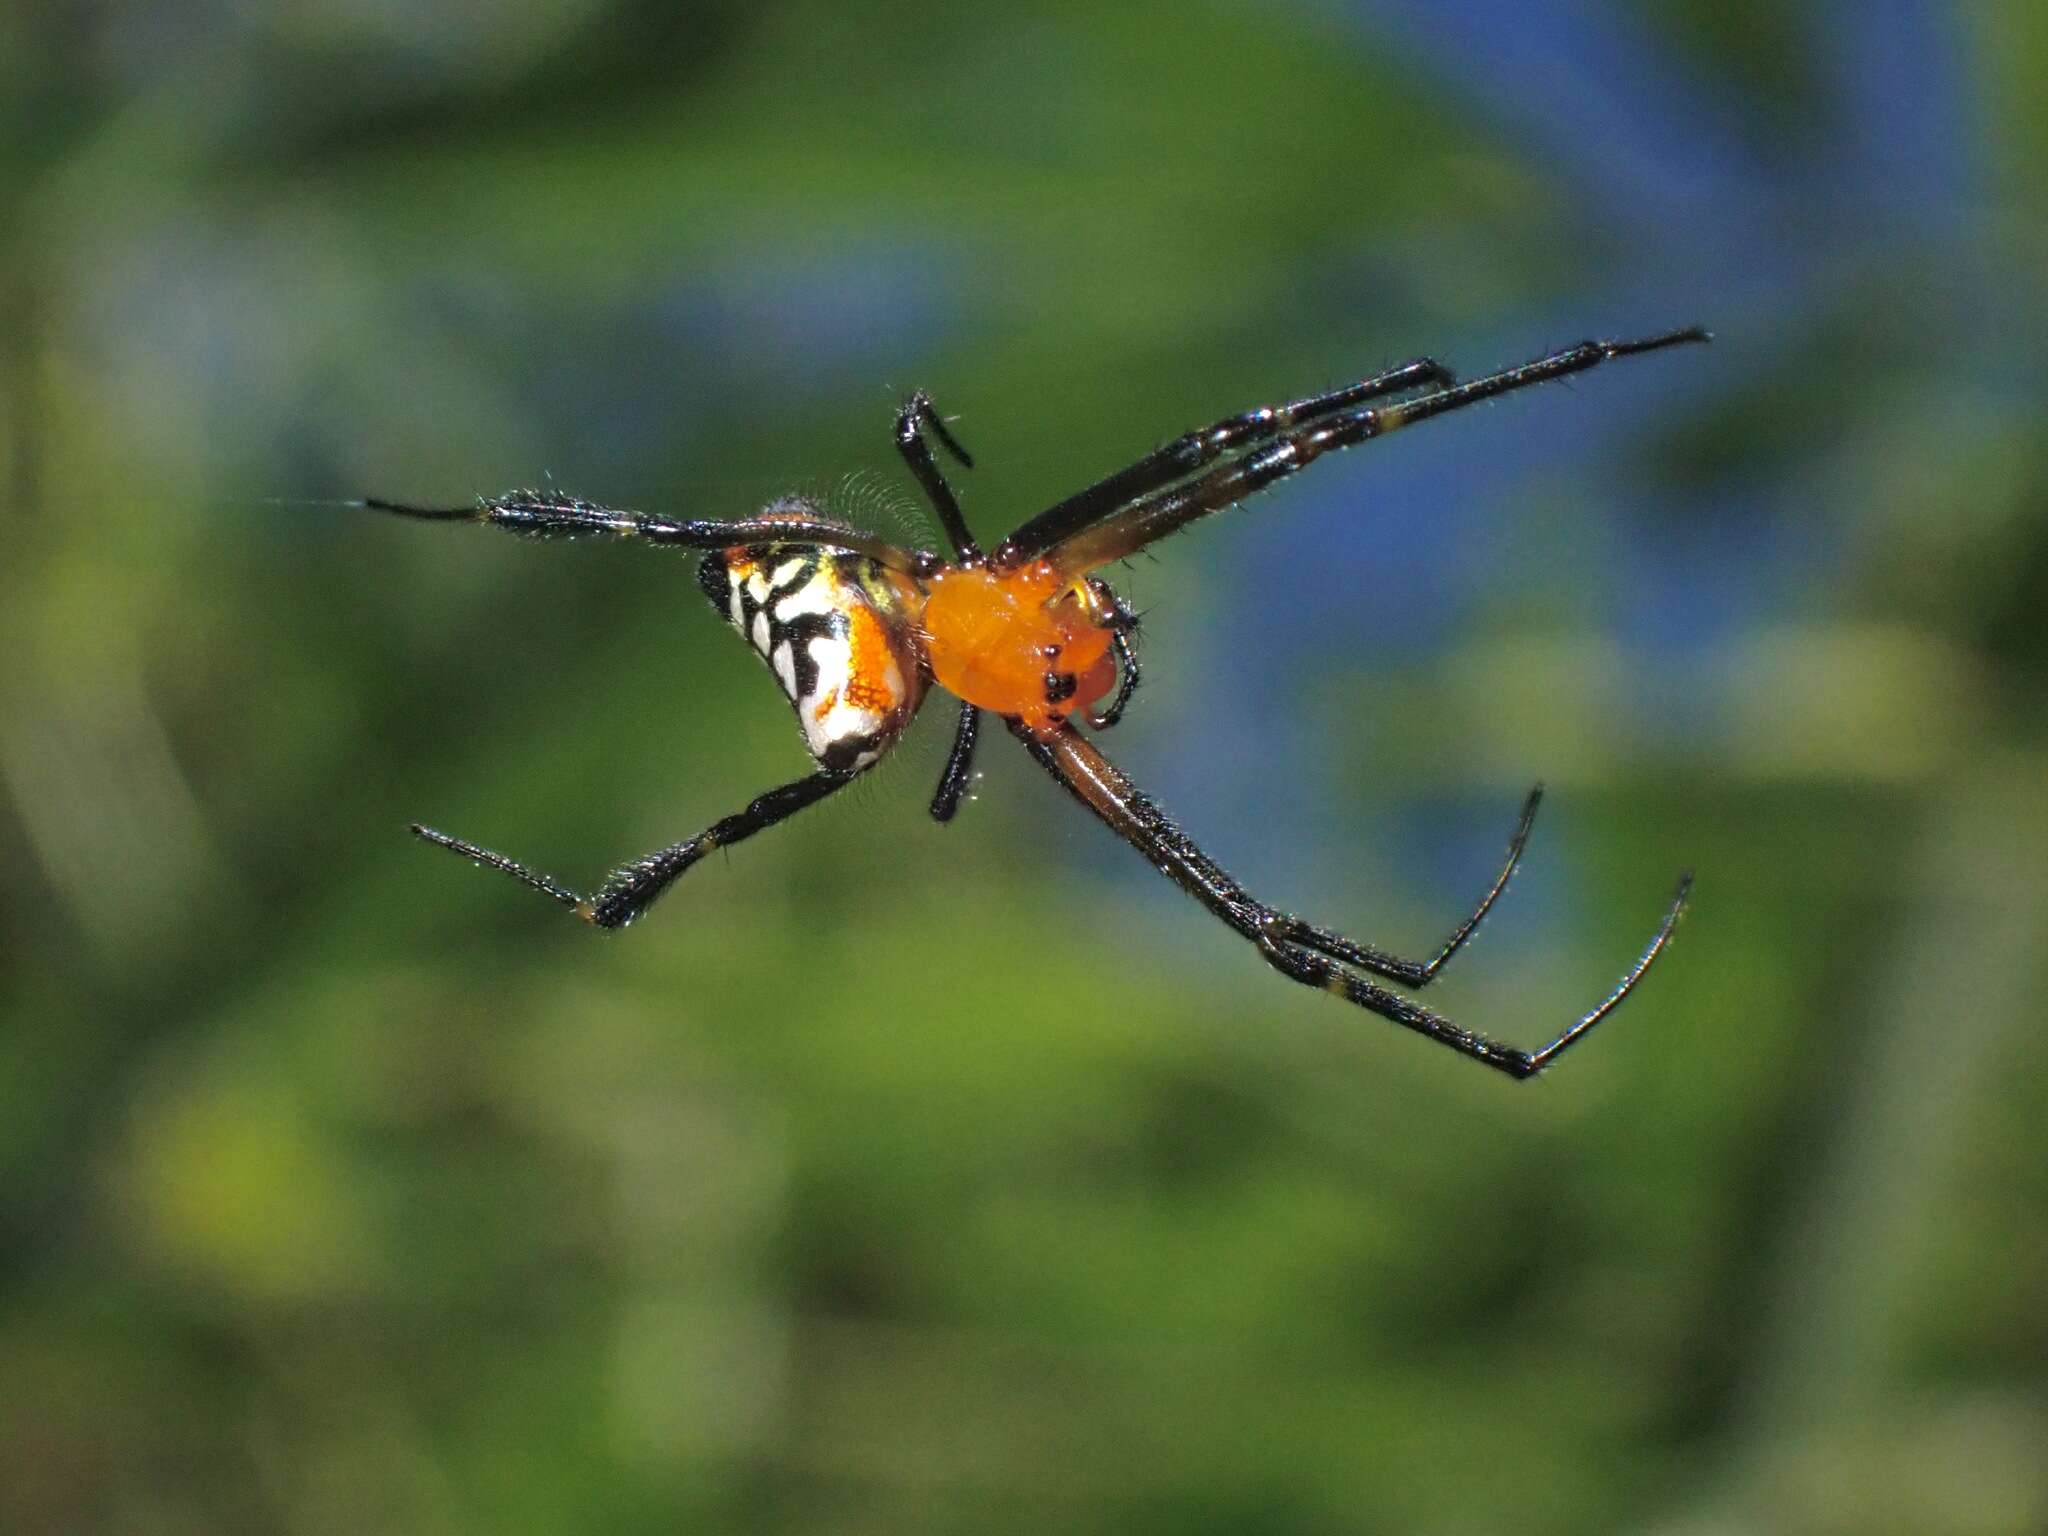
798, 631, 892, 762
773, 581, 837, 623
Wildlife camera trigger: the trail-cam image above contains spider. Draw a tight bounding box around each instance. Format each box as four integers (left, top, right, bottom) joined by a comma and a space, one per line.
365, 324, 1707, 1079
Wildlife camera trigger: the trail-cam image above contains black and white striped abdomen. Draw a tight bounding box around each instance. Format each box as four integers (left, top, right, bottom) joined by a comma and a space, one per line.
697, 542, 928, 773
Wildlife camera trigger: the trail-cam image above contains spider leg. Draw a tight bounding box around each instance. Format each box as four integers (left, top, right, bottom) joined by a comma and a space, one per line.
1083, 578, 1142, 730
1274, 785, 1543, 987
1089, 630, 1141, 730
1023, 327, 1710, 579
928, 700, 983, 822
363, 490, 930, 574
412, 768, 857, 929
1011, 721, 1687, 1079
896, 393, 993, 820
896, 391, 982, 562
997, 356, 1455, 565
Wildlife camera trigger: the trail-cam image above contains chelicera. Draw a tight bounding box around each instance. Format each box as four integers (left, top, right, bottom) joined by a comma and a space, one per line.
365, 325, 1707, 1078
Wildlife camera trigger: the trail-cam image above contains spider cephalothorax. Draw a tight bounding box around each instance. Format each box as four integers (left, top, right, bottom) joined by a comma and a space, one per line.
365, 326, 1707, 1078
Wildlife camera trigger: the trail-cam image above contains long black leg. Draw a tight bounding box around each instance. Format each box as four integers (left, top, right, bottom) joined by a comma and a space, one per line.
1275, 785, 1543, 986
1011, 721, 1687, 1079
897, 393, 992, 820
896, 391, 981, 562
998, 356, 1456, 566
929, 700, 982, 822
412, 768, 856, 929
1019, 327, 1710, 579
363, 490, 931, 575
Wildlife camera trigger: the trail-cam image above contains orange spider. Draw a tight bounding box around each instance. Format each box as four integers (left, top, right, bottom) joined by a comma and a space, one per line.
365, 325, 1707, 1077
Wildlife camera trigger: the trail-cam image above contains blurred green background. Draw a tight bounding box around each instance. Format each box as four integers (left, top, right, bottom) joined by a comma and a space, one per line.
4, 3, 2045, 1533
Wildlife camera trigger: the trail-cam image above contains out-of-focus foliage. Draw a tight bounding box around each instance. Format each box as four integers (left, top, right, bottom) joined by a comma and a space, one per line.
3, 3, 2043, 1533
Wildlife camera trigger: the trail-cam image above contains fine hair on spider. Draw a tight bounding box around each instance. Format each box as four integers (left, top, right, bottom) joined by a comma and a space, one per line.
364, 325, 1708, 1079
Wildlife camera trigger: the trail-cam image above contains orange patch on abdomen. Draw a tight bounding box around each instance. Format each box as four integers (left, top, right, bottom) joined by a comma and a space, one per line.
841, 604, 902, 715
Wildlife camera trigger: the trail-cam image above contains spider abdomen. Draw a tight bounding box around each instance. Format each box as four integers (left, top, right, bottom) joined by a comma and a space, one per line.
698, 543, 926, 772
921, 561, 1116, 731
